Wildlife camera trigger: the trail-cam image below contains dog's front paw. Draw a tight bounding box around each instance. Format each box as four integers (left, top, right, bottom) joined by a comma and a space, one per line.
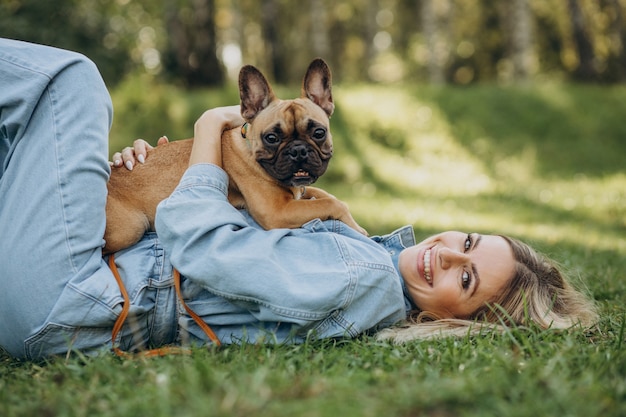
345, 217, 368, 236
335, 203, 368, 236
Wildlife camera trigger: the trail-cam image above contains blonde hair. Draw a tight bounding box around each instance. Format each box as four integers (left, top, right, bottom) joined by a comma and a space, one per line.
377, 235, 599, 342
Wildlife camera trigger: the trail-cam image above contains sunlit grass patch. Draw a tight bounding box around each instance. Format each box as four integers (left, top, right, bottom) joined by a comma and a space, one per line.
335, 86, 495, 196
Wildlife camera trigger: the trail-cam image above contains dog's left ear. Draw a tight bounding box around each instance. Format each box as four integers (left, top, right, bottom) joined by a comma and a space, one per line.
302, 58, 334, 117
239, 65, 277, 121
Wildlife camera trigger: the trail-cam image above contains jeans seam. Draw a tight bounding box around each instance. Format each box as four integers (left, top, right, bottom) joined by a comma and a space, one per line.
48, 78, 78, 274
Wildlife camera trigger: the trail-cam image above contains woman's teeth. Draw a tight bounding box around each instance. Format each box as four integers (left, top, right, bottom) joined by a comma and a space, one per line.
424, 249, 432, 284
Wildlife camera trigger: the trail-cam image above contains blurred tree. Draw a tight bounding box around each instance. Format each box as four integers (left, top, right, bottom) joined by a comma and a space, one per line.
261, 0, 288, 83
0, 0, 132, 85
603, 0, 626, 81
363, 0, 378, 79
532, 0, 567, 77
310, 0, 331, 61
162, 0, 224, 87
508, 0, 534, 82
1, 0, 624, 85
421, 0, 448, 84
568, 0, 600, 81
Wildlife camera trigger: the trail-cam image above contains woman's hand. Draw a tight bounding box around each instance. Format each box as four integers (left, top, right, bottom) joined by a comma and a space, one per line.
109, 105, 243, 170
190, 105, 244, 167
110, 136, 169, 171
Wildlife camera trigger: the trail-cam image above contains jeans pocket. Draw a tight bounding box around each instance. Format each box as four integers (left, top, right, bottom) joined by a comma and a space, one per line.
24, 322, 112, 360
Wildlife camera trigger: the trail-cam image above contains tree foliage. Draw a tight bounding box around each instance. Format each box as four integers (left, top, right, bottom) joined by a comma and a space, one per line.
1, 0, 624, 86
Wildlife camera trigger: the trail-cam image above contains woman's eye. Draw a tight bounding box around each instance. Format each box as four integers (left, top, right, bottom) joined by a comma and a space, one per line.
462, 270, 471, 289
464, 234, 472, 252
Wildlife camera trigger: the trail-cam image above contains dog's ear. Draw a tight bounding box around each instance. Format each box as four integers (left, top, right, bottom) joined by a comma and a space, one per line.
239, 65, 276, 121
302, 58, 334, 117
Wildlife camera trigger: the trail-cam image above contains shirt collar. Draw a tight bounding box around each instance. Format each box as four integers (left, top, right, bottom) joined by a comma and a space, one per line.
372, 225, 419, 313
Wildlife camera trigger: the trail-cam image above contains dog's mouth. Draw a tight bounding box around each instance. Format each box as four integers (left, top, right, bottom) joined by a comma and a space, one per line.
260, 159, 322, 187
294, 170, 310, 179
291, 169, 313, 185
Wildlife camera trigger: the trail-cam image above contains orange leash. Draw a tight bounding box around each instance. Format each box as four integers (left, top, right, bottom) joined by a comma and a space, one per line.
172, 268, 221, 345
108, 254, 221, 357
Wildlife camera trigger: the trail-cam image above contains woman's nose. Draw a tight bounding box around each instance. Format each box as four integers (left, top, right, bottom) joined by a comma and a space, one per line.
439, 247, 469, 270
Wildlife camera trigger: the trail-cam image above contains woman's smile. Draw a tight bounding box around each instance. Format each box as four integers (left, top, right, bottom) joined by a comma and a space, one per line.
424, 249, 433, 285
421, 247, 433, 285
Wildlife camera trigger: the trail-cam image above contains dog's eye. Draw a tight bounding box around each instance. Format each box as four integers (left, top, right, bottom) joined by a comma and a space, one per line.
263, 133, 280, 145
312, 128, 326, 140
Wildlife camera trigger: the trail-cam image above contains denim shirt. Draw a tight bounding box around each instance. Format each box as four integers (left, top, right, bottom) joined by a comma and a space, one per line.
155, 163, 415, 345
23, 164, 417, 358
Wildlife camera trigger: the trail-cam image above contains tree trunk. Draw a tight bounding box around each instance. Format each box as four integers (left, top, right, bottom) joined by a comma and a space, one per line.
607, 0, 626, 81
310, 0, 330, 60
567, 0, 598, 81
163, 0, 223, 87
509, 0, 533, 82
261, 0, 288, 83
364, 0, 378, 78
616, 0, 626, 82
421, 0, 447, 84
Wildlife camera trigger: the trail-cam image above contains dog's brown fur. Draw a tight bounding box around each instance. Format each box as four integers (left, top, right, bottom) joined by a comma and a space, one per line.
104, 59, 365, 253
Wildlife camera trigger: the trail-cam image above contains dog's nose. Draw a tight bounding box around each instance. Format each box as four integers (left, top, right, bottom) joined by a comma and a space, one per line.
288, 144, 309, 161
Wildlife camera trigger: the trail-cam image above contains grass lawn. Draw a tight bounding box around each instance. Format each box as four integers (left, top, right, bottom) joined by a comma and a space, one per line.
1, 81, 625, 416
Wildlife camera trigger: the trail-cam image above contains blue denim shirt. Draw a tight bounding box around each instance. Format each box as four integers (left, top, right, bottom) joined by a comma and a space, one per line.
155, 163, 415, 345
23, 164, 417, 358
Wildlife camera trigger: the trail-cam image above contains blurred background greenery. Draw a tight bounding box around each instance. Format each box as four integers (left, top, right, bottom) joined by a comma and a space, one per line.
1, 0, 624, 249
2, 0, 626, 87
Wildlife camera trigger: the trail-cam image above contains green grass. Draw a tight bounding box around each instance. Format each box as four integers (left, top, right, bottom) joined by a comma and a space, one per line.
2, 81, 625, 416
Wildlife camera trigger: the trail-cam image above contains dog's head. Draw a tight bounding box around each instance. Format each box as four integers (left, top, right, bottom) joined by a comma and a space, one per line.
238, 59, 334, 188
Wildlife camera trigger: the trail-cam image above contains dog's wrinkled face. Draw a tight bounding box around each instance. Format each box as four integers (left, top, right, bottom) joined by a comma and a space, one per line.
238, 58, 335, 188
248, 98, 333, 187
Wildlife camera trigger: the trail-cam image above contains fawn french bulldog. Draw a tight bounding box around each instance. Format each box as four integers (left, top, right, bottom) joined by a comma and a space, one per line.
104, 59, 365, 253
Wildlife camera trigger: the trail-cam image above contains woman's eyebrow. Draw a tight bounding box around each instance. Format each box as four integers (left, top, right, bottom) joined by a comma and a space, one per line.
470, 234, 482, 297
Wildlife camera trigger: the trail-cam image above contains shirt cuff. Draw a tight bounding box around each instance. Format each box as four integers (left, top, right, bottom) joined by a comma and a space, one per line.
177, 163, 229, 196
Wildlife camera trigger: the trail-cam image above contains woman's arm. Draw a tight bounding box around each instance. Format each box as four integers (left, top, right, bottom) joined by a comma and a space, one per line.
189, 105, 242, 167
156, 164, 405, 336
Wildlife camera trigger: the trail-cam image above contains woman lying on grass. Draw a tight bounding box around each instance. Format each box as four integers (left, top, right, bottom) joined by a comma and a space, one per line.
0, 39, 598, 360
118, 126, 599, 345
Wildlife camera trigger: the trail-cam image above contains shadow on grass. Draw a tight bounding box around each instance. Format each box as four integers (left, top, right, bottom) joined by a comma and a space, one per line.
324, 106, 412, 196
415, 84, 626, 179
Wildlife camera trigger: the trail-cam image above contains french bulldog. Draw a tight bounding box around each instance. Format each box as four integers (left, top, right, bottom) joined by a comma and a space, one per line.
104, 58, 366, 253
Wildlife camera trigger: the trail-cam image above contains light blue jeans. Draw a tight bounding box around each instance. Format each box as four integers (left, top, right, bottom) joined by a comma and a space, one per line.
0, 39, 118, 358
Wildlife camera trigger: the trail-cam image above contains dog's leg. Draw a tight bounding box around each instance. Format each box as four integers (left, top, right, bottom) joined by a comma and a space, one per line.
245, 185, 367, 235
103, 198, 151, 253
296, 187, 367, 235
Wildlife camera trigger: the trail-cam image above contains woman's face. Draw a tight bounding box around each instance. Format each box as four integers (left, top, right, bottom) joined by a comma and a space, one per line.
398, 231, 515, 319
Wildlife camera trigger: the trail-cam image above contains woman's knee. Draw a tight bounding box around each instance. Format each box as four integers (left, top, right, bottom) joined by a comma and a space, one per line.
52, 52, 113, 128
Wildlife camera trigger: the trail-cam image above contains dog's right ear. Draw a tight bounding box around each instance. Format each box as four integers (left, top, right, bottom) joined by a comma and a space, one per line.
302, 58, 334, 117
239, 65, 276, 121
